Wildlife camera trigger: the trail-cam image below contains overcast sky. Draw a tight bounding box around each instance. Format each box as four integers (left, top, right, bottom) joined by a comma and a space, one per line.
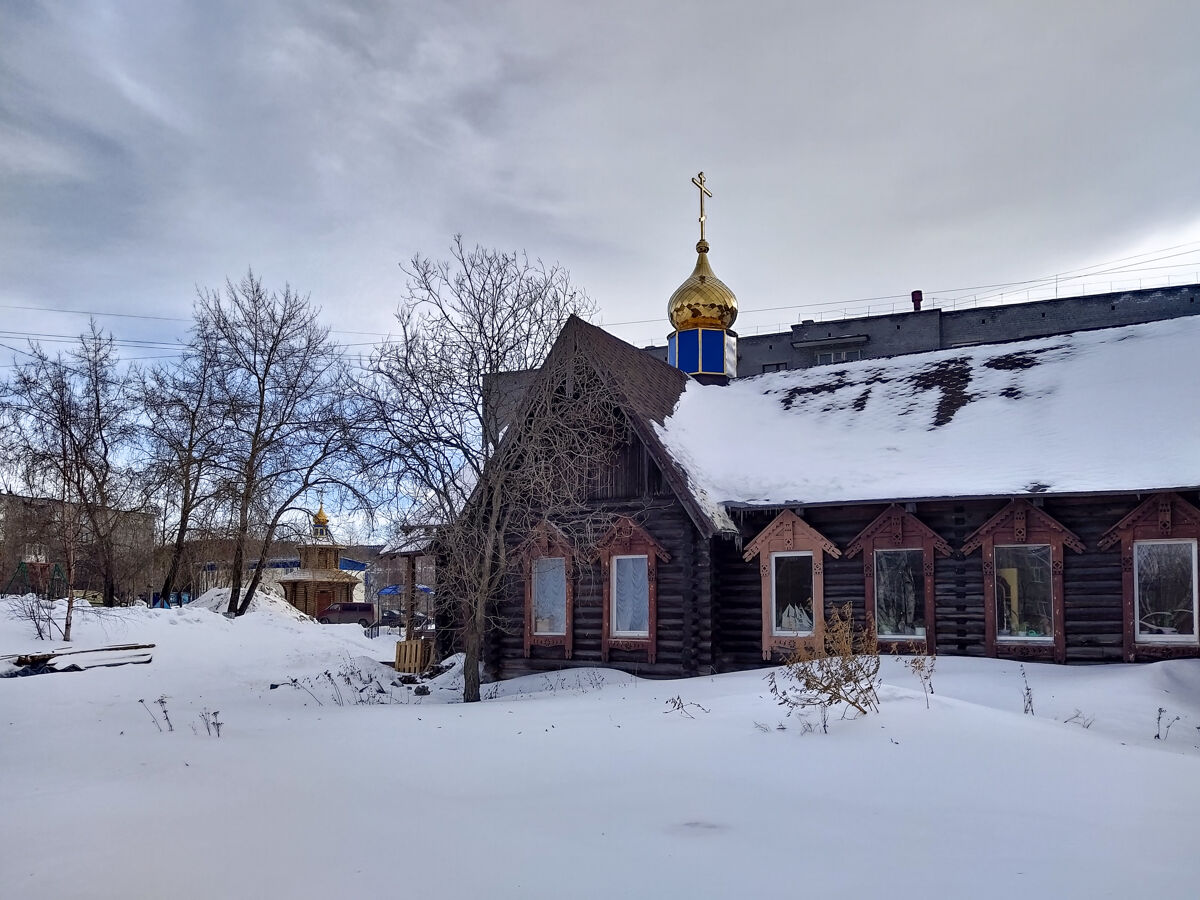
4, 0, 1200, 360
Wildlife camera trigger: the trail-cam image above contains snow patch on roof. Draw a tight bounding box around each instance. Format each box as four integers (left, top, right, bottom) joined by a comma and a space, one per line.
657, 316, 1200, 507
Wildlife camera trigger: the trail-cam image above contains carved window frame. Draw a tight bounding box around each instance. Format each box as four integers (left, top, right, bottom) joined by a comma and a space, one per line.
595, 517, 669, 664
521, 522, 575, 659
743, 509, 841, 661
962, 499, 1084, 663
1098, 493, 1200, 661
845, 505, 951, 651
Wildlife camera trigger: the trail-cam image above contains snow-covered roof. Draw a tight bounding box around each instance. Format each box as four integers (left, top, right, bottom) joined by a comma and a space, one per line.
657, 315, 1200, 512
275, 569, 361, 584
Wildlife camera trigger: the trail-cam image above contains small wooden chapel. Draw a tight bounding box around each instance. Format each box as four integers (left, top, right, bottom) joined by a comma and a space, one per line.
278, 503, 361, 619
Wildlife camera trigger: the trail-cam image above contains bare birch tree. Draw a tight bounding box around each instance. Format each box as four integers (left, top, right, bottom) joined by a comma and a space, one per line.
358, 237, 617, 702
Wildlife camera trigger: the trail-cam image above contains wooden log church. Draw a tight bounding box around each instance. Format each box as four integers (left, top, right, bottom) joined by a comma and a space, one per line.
481, 176, 1200, 680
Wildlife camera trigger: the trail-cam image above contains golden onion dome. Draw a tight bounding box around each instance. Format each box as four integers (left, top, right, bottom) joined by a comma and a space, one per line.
313, 502, 329, 527
667, 239, 738, 331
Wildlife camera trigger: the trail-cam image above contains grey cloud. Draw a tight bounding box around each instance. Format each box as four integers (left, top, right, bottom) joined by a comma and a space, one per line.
2, 1, 1200, 352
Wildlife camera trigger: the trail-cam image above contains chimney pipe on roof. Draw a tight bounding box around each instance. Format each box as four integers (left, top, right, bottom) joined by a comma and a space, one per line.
911, 289, 923, 312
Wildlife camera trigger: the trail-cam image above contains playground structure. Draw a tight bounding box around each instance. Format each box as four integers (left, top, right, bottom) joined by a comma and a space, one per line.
3, 560, 68, 600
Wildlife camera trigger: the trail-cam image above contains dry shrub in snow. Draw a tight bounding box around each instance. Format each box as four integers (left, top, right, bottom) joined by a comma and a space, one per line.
766, 603, 881, 720
5, 594, 61, 641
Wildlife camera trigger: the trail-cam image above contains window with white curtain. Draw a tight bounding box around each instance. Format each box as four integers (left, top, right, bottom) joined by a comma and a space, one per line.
532, 556, 567, 635
611, 555, 649, 636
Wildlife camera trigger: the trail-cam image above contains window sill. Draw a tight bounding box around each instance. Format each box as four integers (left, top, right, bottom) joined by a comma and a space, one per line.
996, 636, 1053, 643
607, 636, 653, 657
527, 634, 568, 649
1136, 636, 1199, 645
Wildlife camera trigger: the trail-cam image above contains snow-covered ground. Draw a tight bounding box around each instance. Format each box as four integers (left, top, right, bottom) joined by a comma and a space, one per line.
3, 596, 1199, 899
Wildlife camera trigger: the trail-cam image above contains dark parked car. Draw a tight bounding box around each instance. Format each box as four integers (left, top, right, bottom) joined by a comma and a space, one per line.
376, 608, 434, 634
378, 608, 404, 627
316, 602, 376, 627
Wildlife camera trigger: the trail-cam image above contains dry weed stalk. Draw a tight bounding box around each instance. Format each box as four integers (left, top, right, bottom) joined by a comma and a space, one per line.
903, 644, 936, 709
1020, 664, 1035, 716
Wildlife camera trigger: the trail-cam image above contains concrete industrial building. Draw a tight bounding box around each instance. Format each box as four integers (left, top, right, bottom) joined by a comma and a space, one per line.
645, 282, 1200, 375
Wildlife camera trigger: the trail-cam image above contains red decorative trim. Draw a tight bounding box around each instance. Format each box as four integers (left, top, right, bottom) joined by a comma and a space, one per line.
520, 521, 574, 660
1098, 492, 1200, 551
743, 510, 841, 660
743, 509, 840, 563
845, 505, 951, 652
961, 500, 1084, 664
597, 517, 669, 664
1097, 493, 1200, 661
962, 499, 1085, 555
845, 504, 952, 559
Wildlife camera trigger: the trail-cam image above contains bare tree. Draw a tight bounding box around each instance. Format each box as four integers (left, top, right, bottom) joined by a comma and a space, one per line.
138, 329, 222, 608
358, 237, 614, 702
1, 324, 144, 634
198, 271, 362, 617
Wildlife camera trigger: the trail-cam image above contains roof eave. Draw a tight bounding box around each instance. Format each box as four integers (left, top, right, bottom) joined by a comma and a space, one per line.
715, 483, 1200, 514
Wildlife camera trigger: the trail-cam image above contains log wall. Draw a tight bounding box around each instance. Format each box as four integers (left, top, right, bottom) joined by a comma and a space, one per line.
488, 432, 1196, 678
491, 497, 711, 680
489, 428, 712, 680
712, 493, 1180, 670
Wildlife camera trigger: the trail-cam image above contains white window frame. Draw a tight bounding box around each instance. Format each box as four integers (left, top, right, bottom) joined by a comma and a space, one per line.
994, 543, 1054, 643
815, 350, 862, 366
771, 550, 815, 637
610, 554, 650, 638
532, 556, 567, 636
1134, 539, 1199, 645
873, 547, 927, 639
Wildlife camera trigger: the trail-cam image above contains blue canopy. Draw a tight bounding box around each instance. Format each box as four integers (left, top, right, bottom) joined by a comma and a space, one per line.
378, 583, 433, 596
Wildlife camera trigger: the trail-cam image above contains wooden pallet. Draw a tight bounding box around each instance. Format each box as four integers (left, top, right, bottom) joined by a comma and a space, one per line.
394, 639, 432, 674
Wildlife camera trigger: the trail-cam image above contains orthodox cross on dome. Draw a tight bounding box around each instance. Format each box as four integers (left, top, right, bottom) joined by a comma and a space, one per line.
691, 171, 712, 242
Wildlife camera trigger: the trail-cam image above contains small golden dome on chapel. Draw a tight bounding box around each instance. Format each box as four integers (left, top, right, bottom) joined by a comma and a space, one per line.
313, 502, 329, 528
667, 238, 739, 331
